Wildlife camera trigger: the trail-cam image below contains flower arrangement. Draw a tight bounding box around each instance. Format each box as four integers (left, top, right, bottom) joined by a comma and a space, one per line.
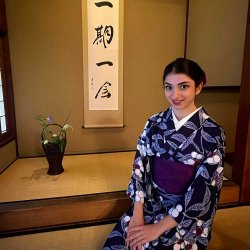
36, 114, 73, 153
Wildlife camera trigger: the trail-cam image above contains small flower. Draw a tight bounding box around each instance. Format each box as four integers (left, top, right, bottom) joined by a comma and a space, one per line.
193, 220, 209, 237
124, 216, 130, 222
36, 113, 73, 153
206, 153, 221, 165
171, 209, 179, 218
62, 124, 73, 131
187, 159, 195, 165
179, 229, 185, 236
135, 169, 141, 176
169, 204, 182, 218
176, 205, 183, 212
191, 151, 198, 158
174, 232, 185, 250
46, 116, 53, 124
135, 191, 144, 203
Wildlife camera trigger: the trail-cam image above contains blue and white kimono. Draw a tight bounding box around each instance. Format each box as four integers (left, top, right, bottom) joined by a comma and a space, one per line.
103, 107, 225, 250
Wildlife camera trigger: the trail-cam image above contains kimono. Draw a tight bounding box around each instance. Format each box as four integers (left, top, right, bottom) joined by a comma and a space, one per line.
103, 107, 225, 250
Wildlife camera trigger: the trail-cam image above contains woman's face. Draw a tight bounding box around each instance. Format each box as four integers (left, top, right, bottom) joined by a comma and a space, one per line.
164, 73, 202, 114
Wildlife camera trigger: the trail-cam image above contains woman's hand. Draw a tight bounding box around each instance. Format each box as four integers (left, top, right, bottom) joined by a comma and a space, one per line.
126, 223, 162, 250
126, 215, 145, 250
126, 215, 177, 249
126, 201, 145, 249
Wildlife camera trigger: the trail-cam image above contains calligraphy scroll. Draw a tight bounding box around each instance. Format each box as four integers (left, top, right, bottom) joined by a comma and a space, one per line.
82, 0, 124, 128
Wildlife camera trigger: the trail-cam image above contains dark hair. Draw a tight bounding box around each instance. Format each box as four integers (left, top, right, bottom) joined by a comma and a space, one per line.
163, 58, 206, 87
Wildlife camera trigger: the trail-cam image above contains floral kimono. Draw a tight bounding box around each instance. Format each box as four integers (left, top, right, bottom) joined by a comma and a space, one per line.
103, 107, 225, 250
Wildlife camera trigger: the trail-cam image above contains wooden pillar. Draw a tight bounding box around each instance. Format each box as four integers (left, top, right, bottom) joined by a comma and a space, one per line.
232, 0, 250, 203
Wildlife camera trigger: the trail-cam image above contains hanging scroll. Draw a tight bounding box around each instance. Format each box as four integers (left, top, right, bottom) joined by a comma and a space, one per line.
82, 0, 124, 128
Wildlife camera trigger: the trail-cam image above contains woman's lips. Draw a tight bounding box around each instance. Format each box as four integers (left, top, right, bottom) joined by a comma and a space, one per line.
172, 100, 184, 106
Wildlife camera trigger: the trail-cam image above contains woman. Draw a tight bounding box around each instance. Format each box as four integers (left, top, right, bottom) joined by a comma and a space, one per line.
103, 58, 225, 250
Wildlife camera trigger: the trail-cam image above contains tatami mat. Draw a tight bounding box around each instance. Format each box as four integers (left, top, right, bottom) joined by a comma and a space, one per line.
0, 152, 232, 202
0, 206, 249, 250
208, 206, 250, 250
0, 224, 115, 250
0, 152, 134, 202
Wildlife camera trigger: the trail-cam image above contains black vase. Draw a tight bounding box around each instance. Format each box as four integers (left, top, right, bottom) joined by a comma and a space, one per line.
41, 123, 67, 175
42, 142, 66, 175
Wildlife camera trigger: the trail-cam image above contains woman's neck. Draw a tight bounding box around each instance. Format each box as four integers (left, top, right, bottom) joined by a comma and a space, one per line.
172, 105, 197, 121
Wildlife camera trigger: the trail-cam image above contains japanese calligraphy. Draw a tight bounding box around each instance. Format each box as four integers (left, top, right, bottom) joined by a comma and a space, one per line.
93, 25, 114, 49
95, 81, 112, 99
94, 1, 113, 8
96, 61, 113, 67
87, 0, 119, 111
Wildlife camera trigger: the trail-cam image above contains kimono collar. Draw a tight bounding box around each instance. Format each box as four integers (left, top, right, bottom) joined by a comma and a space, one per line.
172, 107, 202, 131
162, 107, 210, 148
158, 107, 209, 152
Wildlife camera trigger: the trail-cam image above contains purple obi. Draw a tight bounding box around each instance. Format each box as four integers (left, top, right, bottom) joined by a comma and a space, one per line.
152, 157, 196, 195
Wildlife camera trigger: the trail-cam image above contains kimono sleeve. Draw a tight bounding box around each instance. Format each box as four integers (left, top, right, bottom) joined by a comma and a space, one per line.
126, 119, 153, 204
168, 129, 226, 231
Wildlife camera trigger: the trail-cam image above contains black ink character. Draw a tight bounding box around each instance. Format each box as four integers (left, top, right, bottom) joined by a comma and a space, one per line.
94, 1, 113, 8
96, 61, 113, 67
93, 25, 114, 49
95, 81, 111, 99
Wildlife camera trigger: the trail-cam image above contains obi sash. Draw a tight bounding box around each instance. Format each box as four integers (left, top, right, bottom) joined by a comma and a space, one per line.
152, 156, 196, 195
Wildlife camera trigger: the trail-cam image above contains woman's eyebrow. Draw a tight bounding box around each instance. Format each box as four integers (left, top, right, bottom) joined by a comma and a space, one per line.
177, 81, 190, 85
164, 81, 190, 85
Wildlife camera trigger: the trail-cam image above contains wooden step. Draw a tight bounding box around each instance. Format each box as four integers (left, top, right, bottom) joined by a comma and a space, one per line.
0, 180, 240, 237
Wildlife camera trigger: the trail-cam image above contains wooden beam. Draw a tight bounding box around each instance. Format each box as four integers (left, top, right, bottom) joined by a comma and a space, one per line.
0, 180, 240, 236
240, 121, 250, 202
233, 0, 250, 203
0, 191, 131, 235
219, 181, 240, 205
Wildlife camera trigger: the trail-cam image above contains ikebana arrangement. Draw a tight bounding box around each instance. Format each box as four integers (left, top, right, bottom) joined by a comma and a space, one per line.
36, 114, 73, 175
